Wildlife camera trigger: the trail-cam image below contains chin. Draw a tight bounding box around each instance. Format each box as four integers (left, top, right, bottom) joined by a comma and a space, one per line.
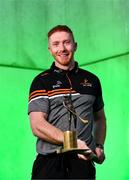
61, 61, 70, 65
58, 58, 72, 66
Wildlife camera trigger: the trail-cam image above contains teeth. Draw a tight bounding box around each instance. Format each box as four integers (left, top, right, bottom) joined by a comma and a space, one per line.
61, 54, 68, 56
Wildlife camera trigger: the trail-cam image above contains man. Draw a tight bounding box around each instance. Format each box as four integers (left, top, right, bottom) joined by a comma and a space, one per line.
28, 25, 106, 179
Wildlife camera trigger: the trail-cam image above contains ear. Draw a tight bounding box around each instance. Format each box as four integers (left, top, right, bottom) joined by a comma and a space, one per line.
48, 46, 52, 55
74, 42, 77, 51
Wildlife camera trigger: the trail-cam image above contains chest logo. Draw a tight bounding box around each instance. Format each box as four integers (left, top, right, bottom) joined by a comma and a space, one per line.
52, 80, 62, 88
80, 79, 92, 87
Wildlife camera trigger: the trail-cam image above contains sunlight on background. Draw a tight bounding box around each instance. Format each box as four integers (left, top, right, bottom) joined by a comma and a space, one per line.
0, 0, 129, 179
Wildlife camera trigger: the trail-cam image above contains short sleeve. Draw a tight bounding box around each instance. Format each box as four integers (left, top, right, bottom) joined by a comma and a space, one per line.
93, 78, 104, 112
28, 75, 49, 114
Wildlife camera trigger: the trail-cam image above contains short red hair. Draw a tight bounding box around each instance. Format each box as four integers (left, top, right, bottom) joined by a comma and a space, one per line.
48, 25, 75, 41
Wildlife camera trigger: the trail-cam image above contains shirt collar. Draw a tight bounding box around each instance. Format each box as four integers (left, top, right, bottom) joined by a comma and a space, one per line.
50, 61, 79, 74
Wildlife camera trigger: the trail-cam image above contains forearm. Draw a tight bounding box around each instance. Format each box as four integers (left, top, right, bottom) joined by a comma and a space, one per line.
93, 109, 106, 145
29, 112, 64, 145
36, 121, 64, 144
94, 118, 106, 145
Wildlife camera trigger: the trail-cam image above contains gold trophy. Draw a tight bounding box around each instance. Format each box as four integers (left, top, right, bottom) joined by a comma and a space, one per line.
57, 95, 90, 154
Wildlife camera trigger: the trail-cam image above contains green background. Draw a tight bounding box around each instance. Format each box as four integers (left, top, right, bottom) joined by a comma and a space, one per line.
0, 0, 129, 179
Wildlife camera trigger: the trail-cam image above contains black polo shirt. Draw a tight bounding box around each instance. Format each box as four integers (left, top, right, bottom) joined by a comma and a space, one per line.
28, 61, 104, 154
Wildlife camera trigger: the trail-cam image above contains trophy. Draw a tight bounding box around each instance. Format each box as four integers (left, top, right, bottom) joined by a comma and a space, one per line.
56, 95, 90, 154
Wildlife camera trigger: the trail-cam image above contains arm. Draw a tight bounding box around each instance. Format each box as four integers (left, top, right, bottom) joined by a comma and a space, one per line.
93, 108, 106, 163
93, 108, 106, 145
29, 111, 64, 145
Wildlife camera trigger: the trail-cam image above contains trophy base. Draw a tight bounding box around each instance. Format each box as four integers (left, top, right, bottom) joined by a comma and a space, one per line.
56, 148, 100, 163
56, 147, 91, 155
57, 131, 91, 155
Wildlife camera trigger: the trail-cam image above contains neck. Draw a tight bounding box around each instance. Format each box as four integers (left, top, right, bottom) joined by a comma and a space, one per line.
55, 60, 75, 71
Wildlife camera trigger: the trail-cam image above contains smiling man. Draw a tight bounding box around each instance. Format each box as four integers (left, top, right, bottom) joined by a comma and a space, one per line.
28, 25, 106, 179
48, 29, 77, 69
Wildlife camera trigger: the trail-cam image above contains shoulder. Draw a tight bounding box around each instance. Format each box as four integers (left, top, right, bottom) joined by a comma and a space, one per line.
78, 67, 100, 81
32, 69, 51, 82
29, 69, 52, 91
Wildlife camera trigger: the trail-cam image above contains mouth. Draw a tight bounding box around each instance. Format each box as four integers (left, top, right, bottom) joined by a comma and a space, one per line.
59, 52, 69, 58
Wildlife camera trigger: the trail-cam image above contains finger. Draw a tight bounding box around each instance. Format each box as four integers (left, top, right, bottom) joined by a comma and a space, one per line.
93, 153, 105, 164
78, 154, 87, 160
99, 153, 105, 162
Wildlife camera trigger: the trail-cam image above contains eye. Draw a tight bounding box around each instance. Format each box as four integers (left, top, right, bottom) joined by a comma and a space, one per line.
65, 40, 70, 45
52, 42, 59, 46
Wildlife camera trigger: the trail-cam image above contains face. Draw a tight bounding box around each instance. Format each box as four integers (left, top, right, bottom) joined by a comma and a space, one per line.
48, 31, 77, 68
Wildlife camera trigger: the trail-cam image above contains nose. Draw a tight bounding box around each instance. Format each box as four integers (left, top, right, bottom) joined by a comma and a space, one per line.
59, 43, 66, 51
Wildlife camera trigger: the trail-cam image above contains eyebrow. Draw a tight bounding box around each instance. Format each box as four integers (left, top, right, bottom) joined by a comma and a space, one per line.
52, 39, 71, 43
52, 41, 59, 44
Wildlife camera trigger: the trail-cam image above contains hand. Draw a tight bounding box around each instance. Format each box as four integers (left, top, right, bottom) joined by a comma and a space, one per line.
94, 147, 105, 164
77, 139, 93, 160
